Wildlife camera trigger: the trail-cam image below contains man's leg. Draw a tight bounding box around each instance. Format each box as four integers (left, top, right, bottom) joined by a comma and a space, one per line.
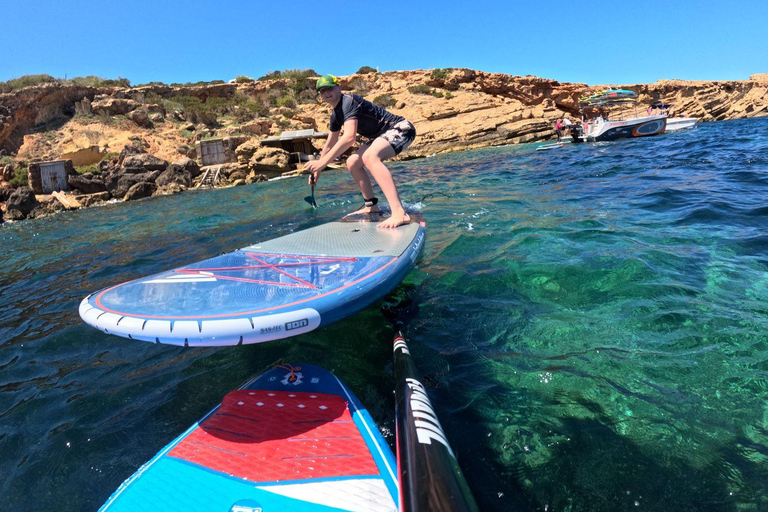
346, 144, 380, 214
361, 138, 410, 228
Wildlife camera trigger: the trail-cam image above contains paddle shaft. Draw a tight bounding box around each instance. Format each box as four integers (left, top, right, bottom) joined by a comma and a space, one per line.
393, 335, 479, 512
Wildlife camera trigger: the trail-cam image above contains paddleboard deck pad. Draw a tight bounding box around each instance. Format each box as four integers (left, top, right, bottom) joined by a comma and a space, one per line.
80, 213, 426, 346
99, 364, 398, 512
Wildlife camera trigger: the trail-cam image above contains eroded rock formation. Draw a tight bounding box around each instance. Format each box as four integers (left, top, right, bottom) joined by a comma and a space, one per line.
1, 68, 767, 221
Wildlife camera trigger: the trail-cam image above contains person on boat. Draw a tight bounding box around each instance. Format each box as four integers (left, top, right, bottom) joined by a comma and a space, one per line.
647, 106, 653, 116
555, 117, 563, 142
563, 117, 572, 137
304, 74, 416, 229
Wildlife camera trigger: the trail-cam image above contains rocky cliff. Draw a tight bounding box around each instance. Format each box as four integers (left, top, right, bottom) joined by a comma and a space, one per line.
1, 69, 767, 221
2, 69, 767, 162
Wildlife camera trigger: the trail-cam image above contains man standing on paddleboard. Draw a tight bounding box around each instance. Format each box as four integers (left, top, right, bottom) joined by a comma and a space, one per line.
304, 74, 416, 229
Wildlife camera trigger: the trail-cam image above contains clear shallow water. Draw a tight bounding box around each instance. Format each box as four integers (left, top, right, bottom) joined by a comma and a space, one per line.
2, 117, 768, 511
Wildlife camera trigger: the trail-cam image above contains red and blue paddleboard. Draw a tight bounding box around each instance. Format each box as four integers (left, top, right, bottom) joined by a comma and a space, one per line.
99, 364, 399, 512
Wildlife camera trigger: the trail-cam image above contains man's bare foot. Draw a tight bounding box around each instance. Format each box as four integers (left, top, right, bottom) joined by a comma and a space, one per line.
378, 211, 410, 229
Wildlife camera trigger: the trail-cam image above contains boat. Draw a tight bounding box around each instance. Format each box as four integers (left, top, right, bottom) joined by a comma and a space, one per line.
575, 89, 667, 142
649, 103, 698, 132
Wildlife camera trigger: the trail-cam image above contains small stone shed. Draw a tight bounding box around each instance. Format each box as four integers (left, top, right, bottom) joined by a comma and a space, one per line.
195, 136, 250, 166
27, 160, 76, 194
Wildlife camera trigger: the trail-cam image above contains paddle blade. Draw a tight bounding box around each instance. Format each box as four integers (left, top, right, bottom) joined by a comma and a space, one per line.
304, 185, 318, 209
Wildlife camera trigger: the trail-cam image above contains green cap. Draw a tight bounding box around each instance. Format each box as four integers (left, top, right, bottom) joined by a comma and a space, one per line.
316, 74, 339, 90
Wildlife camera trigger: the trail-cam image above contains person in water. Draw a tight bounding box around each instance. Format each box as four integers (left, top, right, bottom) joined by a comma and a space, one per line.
304, 74, 416, 228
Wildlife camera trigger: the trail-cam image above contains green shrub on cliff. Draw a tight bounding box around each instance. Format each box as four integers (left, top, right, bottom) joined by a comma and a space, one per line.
67, 76, 131, 88
430, 68, 451, 80
235, 75, 255, 83
135, 81, 169, 87
0, 74, 56, 93
256, 69, 317, 105
276, 95, 297, 109
169, 80, 225, 87
373, 94, 396, 108
9, 165, 28, 187
143, 91, 268, 123
258, 69, 318, 81
0, 74, 131, 92
258, 71, 282, 81
75, 163, 101, 175
357, 66, 377, 74
407, 84, 432, 95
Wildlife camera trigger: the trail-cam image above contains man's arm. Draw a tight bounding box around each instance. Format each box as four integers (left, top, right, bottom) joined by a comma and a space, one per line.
319, 130, 340, 159
317, 118, 357, 166
305, 118, 358, 184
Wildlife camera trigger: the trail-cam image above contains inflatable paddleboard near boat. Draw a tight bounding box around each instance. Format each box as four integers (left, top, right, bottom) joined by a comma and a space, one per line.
80, 212, 426, 346
536, 142, 563, 151
98, 364, 399, 512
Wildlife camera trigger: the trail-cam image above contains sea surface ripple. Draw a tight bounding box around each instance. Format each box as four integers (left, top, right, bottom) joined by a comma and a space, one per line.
1, 117, 768, 511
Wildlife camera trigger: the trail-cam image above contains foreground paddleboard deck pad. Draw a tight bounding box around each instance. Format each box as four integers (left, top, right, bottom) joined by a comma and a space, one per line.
80, 213, 425, 346
99, 364, 398, 512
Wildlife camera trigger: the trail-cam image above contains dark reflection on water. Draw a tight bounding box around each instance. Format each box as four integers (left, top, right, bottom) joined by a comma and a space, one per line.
2, 118, 768, 511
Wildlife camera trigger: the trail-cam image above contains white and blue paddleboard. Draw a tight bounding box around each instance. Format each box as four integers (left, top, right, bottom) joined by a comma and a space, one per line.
99, 364, 399, 512
80, 212, 426, 346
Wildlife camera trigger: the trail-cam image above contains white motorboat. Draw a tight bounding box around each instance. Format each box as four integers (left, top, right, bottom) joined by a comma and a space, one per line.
575, 90, 667, 142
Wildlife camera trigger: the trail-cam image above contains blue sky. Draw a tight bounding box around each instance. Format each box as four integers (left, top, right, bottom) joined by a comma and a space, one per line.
2, 0, 766, 86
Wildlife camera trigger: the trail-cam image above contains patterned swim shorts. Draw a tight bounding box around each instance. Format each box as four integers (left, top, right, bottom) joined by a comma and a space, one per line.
378, 120, 416, 156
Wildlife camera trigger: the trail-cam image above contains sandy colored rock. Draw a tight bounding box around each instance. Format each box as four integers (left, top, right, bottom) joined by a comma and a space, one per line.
248, 147, 291, 173
240, 119, 273, 135
235, 139, 261, 165
92, 97, 142, 116
50, 190, 82, 209
76, 191, 110, 207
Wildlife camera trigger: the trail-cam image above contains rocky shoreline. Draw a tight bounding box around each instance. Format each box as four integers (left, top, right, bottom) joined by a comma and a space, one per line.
2, 68, 767, 224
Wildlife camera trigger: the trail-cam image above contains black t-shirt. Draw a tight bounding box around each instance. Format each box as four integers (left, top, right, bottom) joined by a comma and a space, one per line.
330, 94, 405, 139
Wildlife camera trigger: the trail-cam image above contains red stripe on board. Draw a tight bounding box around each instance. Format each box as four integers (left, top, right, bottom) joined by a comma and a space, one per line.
175, 269, 313, 288
168, 390, 378, 482
245, 253, 319, 290
93, 256, 399, 319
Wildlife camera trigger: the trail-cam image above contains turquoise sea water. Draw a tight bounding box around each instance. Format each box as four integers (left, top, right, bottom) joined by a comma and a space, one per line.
2, 118, 768, 511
